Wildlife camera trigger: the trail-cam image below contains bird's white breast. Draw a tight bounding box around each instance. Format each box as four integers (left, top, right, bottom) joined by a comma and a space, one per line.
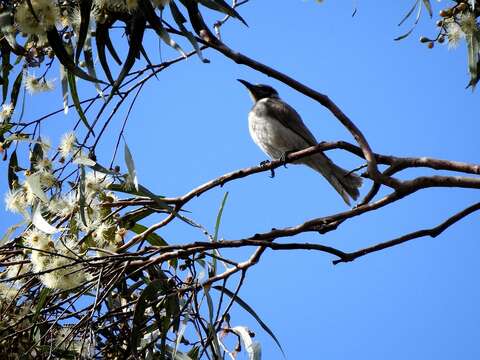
248, 99, 310, 159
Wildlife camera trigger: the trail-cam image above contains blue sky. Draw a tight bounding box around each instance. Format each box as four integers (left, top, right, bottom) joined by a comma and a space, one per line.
1, 1, 479, 358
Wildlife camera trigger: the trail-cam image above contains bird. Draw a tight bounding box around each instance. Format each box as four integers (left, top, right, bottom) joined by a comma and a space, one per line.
237, 79, 362, 205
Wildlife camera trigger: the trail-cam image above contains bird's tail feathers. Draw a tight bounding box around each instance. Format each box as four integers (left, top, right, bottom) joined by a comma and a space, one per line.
304, 154, 363, 206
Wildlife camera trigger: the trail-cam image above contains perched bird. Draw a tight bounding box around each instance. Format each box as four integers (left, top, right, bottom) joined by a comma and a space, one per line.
238, 79, 362, 205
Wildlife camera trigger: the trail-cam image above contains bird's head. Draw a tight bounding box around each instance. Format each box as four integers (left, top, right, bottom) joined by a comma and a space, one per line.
237, 79, 279, 102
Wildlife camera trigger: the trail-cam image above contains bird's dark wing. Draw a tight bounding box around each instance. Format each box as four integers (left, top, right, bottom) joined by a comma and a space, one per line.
263, 98, 318, 146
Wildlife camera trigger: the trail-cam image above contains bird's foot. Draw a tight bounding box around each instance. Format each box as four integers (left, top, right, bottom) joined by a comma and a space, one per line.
259, 160, 275, 178
280, 150, 295, 168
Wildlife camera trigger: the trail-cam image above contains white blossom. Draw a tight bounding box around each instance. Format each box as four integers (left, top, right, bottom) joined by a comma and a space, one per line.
40, 257, 86, 290
15, 0, 59, 35
5, 188, 28, 214
446, 22, 464, 49
0, 103, 14, 122
34, 158, 53, 173
48, 193, 77, 218
459, 12, 478, 35
59, 132, 77, 158
25, 74, 55, 94
23, 228, 50, 250
85, 171, 112, 198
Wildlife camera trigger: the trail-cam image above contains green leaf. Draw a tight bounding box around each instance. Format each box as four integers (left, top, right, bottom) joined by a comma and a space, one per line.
46, 28, 104, 84
130, 223, 168, 246
7, 150, 19, 189
212, 285, 285, 357
124, 142, 139, 191
132, 279, 169, 355
187, 346, 200, 359
213, 192, 228, 242
170, 1, 209, 62
1, 43, 11, 103
196, 0, 248, 26
75, 0, 92, 63
67, 70, 94, 134
465, 30, 480, 89
203, 287, 221, 356
422, 0, 432, 17
29, 139, 44, 172
84, 37, 104, 98
78, 165, 88, 227
395, 0, 422, 41
212, 192, 228, 275
60, 65, 69, 114
30, 287, 52, 340
107, 13, 147, 103
95, 21, 117, 85
139, 0, 187, 58
398, 0, 420, 26
32, 204, 58, 234
10, 69, 23, 108
119, 208, 156, 228
230, 326, 262, 360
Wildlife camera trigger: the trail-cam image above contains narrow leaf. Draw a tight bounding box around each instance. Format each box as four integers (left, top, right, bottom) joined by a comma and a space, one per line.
95, 21, 116, 85
398, 0, 420, 26
212, 285, 285, 357
170, 1, 209, 62
107, 13, 147, 102
25, 173, 48, 202
84, 37, 104, 98
67, 70, 94, 134
196, 0, 248, 26
1, 42, 11, 102
32, 205, 59, 234
75, 0, 92, 63
46, 28, 104, 84
130, 223, 168, 246
60, 65, 69, 114
230, 326, 261, 360
132, 279, 168, 355
124, 142, 139, 191
10, 69, 23, 108
139, 0, 187, 58
422, 0, 432, 17
7, 150, 19, 189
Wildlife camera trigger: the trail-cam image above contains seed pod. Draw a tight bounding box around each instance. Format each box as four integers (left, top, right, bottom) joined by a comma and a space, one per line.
439, 9, 452, 17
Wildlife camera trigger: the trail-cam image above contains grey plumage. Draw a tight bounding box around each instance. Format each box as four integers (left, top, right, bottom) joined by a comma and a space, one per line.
238, 79, 362, 205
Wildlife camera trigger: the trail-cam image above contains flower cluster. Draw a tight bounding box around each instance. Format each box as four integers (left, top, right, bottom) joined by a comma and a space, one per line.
3, 133, 123, 291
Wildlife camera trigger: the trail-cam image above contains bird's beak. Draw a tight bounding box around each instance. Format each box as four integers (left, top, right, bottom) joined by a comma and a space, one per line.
237, 79, 258, 102
237, 79, 255, 92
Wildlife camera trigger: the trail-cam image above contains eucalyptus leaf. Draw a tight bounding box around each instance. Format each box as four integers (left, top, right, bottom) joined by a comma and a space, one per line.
7, 150, 18, 189
26, 173, 48, 203
124, 142, 139, 191
230, 326, 261, 360
67, 70, 94, 134
10, 69, 23, 108
60, 65, 69, 114
130, 223, 168, 246
196, 0, 248, 26
32, 205, 59, 234
212, 285, 285, 357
